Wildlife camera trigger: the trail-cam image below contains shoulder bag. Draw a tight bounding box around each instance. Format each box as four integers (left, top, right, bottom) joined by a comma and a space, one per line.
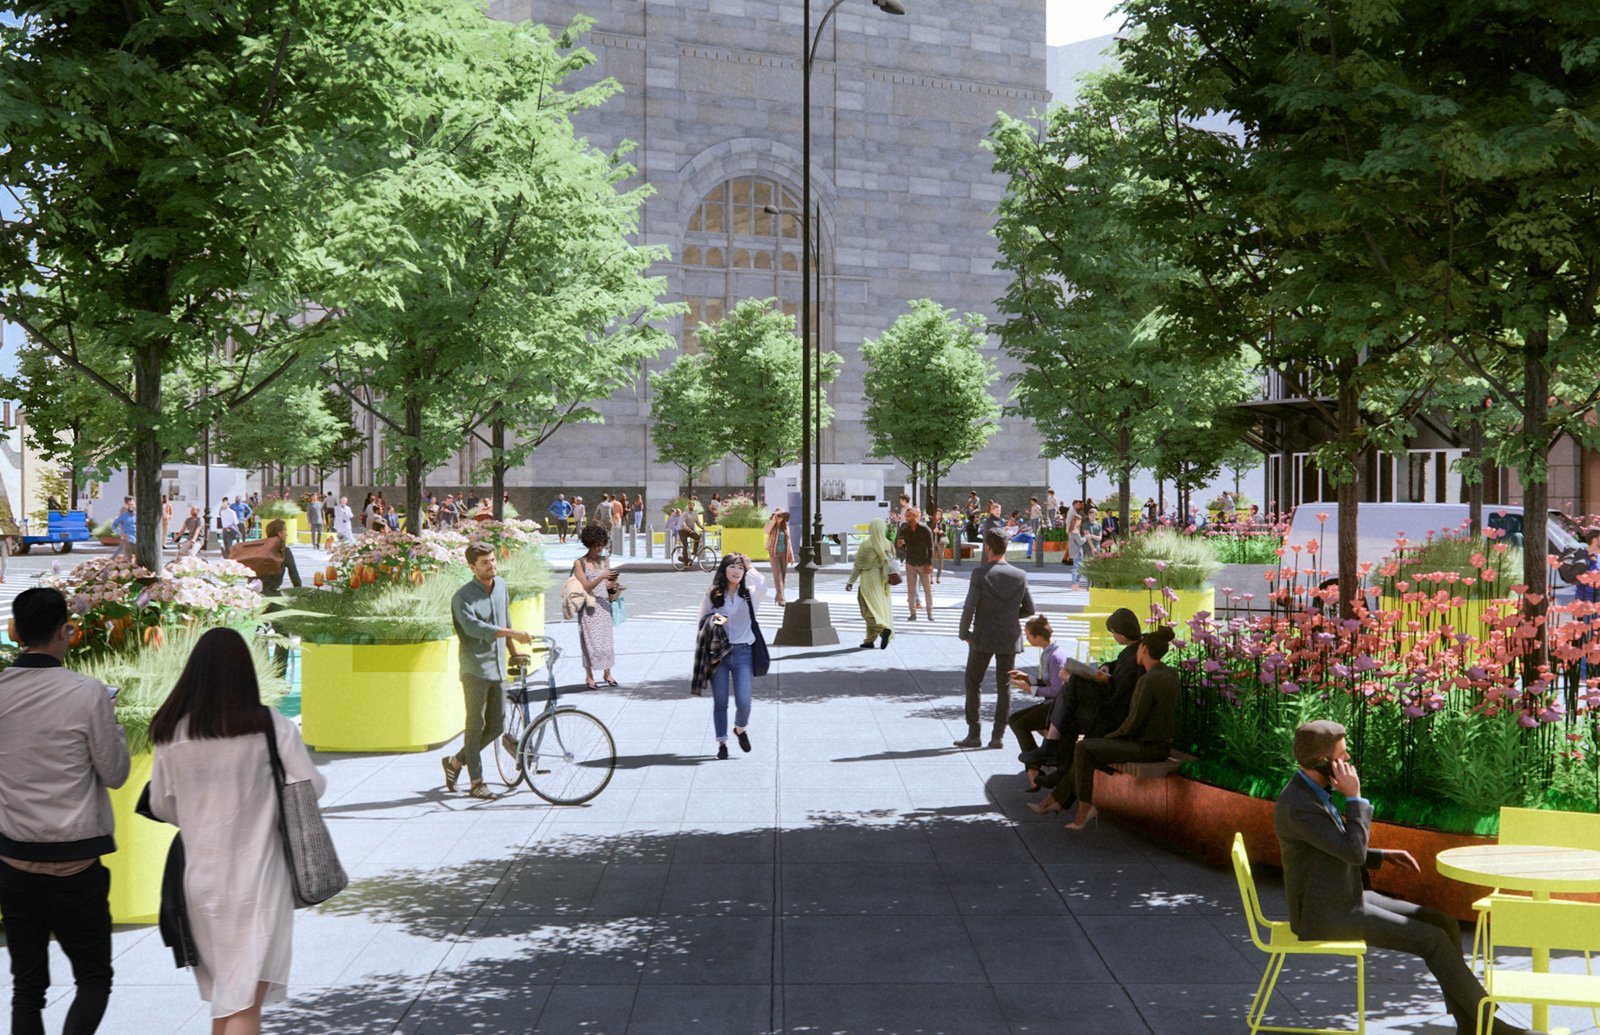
744, 594, 771, 677
264, 728, 347, 908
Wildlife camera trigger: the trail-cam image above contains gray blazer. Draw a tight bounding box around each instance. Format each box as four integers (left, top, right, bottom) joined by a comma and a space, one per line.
1274, 773, 1390, 940
958, 559, 1035, 654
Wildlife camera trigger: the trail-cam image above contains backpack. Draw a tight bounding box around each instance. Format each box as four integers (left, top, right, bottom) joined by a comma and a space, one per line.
230, 537, 285, 579
1557, 546, 1591, 585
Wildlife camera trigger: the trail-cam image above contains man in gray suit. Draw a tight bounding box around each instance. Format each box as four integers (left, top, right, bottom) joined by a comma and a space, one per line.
955, 531, 1035, 748
1276, 721, 1539, 1035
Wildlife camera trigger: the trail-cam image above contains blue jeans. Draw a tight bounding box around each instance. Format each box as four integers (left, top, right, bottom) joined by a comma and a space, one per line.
711, 642, 754, 742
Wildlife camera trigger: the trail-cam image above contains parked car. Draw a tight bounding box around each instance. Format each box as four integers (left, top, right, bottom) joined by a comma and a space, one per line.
1282, 502, 1586, 588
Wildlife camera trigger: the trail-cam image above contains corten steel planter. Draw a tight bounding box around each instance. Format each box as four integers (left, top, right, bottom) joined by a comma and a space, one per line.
1089, 770, 1600, 921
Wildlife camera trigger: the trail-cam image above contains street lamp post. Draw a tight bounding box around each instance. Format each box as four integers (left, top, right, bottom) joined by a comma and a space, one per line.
773, 0, 906, 648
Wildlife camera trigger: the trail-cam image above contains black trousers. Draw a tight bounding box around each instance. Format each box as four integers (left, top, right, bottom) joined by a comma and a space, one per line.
962, 648, 1014, 734
1072, 737, 1169, 806
1354, 891, 1520, 1035
1007, 700, 1052, 753
0, 859, 113, 1035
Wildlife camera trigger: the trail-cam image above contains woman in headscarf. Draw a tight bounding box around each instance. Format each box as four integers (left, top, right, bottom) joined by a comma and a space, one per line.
845, 517, 898, 649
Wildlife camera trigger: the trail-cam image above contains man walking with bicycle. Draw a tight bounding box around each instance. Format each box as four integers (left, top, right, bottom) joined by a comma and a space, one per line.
443, 544, 533, 801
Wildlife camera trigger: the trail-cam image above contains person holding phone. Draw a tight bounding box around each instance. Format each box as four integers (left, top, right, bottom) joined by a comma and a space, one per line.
1276, 721, 1541, 1035
570, 525, 619, 690
697, 553, 766, 759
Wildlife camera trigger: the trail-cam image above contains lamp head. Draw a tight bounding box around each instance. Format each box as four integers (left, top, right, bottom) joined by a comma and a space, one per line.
873, 0, 907, 12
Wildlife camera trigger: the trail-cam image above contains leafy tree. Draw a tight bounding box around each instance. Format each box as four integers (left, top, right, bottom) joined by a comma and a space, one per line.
695, 298, 841, 497
325, 14, 671, 531
649, 354, 723, 498
861, 300, 1001, 511
214, 376, 363, 493
0, 0, 442, 568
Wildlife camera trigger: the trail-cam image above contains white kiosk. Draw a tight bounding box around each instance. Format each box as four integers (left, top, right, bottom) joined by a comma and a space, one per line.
763, 463, 894, 559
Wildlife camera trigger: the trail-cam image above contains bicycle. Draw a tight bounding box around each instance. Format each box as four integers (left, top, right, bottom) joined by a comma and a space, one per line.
492, 635, 617, 804
669, 528, 719, 572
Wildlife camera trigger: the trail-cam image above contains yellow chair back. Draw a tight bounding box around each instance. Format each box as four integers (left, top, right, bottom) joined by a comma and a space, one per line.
1499, 807, 1600, 850
1231, 833, 1274, 951
1488, 898, 1600, 956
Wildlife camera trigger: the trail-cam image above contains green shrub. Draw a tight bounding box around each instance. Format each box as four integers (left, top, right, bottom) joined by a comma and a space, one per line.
1080, 529, 1220, 590
717, 494, 768, 528
1210, 533, 1282, 564
499, 547, 552, 602
662, 497, 704, 517
255, 498, 301, 520
271, 574, 465, 644
1374, 534, 1520, 597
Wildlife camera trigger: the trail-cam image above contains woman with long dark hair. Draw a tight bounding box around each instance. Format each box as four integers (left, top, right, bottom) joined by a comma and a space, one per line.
148, 628, 325, 1035
697, 552, 766, 759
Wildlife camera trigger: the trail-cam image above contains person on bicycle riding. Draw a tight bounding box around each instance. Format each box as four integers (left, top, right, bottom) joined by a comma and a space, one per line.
443, 544, 533, 801
680, 504, 704, 564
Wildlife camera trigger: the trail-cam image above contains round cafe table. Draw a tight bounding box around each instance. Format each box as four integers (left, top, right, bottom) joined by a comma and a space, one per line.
1436, 844, 1600, 1032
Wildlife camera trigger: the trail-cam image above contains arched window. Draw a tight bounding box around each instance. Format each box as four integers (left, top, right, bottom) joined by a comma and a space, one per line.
679, 174, 829, 355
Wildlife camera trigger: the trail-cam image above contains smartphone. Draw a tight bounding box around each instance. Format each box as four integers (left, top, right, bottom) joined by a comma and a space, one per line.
1311, 757, 1335, 780
105, 684, 121, 702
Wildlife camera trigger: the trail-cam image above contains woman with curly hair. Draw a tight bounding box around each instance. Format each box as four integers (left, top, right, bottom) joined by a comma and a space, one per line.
697, 552, 767, 758
571, 524, 619, 688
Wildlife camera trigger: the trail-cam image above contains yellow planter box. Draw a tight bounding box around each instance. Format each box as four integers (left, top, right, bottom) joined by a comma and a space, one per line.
509, 593, 546, 638
719, 526, 768, 562
105, 751, 177, 925
301, 638, 463, 753
1086, 584, 1216, 653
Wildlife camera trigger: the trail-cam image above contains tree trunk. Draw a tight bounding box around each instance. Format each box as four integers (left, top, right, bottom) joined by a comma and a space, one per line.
1521, 338, 1551, 663
132, 345, 164, 571
491, 419, 507, 520
1116, 422, 1132, 533
1335, 366, 1362, 618
403, 396, 425, 535
1467, 416, 1485, 537
750, 454, 760, 500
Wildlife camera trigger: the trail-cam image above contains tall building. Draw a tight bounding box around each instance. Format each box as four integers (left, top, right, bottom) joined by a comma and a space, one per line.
342, 0, 1052, 508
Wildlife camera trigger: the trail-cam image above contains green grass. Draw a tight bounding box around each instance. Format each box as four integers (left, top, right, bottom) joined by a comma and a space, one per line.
254, 498, 302, 521
1080, 529, 1220, 590
1211, 533, 1282, 564
88, 625, 288, 756
500, 547, 552, 601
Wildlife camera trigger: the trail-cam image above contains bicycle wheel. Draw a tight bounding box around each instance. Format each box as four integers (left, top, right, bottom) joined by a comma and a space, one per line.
520, 708, 616, 805
696, 546, 719, 572
494, 693, 532, 789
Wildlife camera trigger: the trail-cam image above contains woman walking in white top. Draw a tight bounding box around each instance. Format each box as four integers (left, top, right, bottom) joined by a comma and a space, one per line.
697, 553, 766, 759
148, 628, 326, 1035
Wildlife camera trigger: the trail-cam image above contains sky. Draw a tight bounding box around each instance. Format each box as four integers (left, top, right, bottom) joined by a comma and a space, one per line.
1047, 0, 1123, 45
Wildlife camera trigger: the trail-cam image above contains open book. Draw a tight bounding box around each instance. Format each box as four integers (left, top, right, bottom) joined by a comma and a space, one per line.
1061, 657, 1104, 680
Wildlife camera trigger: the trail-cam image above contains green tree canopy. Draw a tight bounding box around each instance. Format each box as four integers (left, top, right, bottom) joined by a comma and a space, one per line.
860, 299, 1000, 509
649, 354, 723, 497
695, 298, 841, 496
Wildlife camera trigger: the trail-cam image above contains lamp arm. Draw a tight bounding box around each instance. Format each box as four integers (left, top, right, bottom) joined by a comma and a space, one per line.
808, 0, 852, 71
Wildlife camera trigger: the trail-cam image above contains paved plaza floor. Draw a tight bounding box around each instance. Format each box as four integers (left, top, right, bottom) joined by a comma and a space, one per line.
4, 566, 1597, 1033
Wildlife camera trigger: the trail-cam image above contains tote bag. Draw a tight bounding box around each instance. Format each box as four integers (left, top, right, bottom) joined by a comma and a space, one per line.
264, 729, 347, 908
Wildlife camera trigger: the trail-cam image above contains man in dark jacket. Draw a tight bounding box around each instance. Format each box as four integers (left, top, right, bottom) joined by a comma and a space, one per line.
955, 531, 1034, 748
1276, 721, 1539, 1035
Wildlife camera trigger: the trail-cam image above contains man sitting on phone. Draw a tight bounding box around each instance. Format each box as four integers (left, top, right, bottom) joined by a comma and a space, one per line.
1277, 721, 1542, 1035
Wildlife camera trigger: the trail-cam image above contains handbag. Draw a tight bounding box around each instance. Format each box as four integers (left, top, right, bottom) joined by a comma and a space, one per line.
610, 596, 627, 626
745, 595, 770, 677
886, 555, 903, 587
228, 536, 285, 578
263, 729, 347, 908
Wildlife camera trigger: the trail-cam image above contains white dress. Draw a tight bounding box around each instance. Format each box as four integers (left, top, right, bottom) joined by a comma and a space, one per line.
149, 711, 326, 1018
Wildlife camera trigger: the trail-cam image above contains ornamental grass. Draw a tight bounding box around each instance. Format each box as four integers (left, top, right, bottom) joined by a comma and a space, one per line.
1079, 528, 1221, 592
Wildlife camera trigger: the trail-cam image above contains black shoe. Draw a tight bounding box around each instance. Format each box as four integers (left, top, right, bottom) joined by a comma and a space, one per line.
736, 729, 752, 753
859, 641, 876, 649
1036, 770, 1064, 789
1019, 743, 1061, 768
717, 743, 729, 760
879, 629, 891, 649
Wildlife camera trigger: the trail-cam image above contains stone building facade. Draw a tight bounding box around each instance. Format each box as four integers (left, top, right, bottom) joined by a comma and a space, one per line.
342, 0, 1051, 510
